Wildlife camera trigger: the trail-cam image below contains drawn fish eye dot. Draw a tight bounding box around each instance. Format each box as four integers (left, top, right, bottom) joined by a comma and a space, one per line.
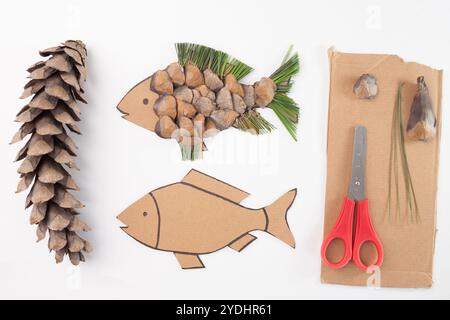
143, 98, 149, 105
143, 212, 148, 217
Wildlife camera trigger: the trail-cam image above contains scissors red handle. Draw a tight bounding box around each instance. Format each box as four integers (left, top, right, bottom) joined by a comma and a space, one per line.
320, 197, 355, 269
352, 199, 384, 271
321, 197, 384, 271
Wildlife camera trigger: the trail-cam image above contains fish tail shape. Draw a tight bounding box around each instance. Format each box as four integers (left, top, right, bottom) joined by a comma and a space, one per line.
264, 189, 297, 248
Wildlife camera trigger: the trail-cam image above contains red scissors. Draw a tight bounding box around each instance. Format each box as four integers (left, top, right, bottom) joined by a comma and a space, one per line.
321, 126, 383, 271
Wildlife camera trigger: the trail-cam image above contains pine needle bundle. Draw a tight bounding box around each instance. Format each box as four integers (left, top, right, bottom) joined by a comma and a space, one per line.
175, 43, 253, 80
235, 110, 276, 135
385, 83, 419, 223
269, 48, 300, 140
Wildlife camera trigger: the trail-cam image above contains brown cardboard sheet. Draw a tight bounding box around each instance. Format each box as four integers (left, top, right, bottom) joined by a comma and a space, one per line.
321, 49, 443, 288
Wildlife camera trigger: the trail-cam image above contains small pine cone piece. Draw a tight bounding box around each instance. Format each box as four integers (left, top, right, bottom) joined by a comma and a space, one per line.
13, 40, 91, 265
254, 77, 276, 107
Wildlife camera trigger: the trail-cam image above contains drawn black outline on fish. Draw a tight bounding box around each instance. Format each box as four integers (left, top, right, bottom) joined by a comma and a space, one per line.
117, 169, 297, 269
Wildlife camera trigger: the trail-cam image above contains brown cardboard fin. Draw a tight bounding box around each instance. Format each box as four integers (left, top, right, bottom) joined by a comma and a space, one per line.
116, 77, 159, 132
229, 234, 257, 252
265, 189, 297, 248
174, 253, 205, 269
181, 169, 250, 203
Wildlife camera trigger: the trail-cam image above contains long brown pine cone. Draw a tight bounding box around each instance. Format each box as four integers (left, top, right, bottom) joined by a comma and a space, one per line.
12, 40, 92, 265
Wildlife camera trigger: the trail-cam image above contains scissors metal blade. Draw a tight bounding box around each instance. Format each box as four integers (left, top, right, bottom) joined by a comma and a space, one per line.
348, 126, 366, 201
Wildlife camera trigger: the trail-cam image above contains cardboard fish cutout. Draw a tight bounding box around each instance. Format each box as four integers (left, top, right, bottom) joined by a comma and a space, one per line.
117, 170, 297, 269
117, 43, 300, 161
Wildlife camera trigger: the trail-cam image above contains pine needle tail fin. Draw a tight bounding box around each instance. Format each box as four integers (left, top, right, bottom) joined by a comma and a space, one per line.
268, 47, 300, 141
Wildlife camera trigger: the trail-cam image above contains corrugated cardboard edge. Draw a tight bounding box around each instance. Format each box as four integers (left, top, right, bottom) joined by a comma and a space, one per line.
321, 270, 433, 288
322, 48, 443, 288
430, 67, 443, 284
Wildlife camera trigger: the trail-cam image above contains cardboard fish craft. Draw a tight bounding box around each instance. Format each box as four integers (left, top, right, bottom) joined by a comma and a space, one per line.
117, 170, 297, 269
117, 43, 300, 161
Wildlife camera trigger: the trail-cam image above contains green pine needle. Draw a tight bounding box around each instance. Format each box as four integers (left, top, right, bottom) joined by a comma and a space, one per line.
281, 45, 294, 65
266, 47, 300, 140
235, 111, 276, 135
179, 142, 203, 161
269, 94, 299, 141
175, 43, 253, 80
385, 83, 419, 223
270, 50, 300, 87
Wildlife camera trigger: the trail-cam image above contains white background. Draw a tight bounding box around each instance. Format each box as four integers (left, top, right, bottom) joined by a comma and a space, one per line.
0, 0, 448, 299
